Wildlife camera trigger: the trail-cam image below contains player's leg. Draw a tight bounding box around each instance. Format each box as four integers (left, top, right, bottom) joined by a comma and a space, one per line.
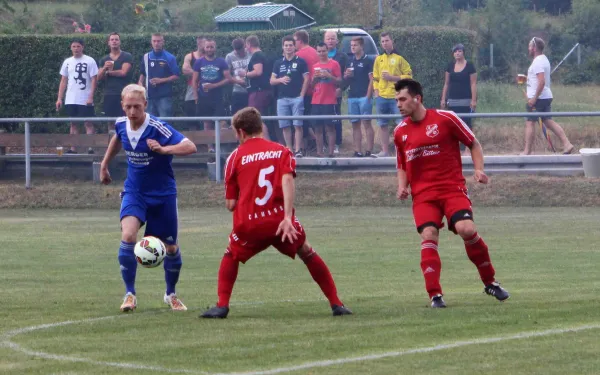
291, 96, 305, 155
274, 218, 352, 315
201, 233, 266, 319
145, 195, 186, 311
118, 193, 146, 312
361, 97, 374, 156
325, 123, 336, 157
413, 201, 445, 307
446, 197, 510, 302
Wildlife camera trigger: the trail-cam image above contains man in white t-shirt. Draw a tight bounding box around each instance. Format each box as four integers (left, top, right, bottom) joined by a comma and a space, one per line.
56, 39, 98, 154
521, 37, 573, 155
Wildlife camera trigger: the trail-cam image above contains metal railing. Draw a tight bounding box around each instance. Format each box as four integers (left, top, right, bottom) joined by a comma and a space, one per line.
1, 111, 600, 187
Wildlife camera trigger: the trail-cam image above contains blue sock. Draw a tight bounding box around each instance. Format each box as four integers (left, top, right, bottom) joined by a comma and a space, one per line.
164, 248, 182, 295
118, 241, 137, 295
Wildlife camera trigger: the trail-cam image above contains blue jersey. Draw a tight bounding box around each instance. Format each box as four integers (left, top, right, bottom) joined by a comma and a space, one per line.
140, 50, 180, 99
115, 114, 186, 197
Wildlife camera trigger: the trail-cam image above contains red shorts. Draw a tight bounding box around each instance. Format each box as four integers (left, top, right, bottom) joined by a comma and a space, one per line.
412, 191, 473, 234
227, 216, 307, 263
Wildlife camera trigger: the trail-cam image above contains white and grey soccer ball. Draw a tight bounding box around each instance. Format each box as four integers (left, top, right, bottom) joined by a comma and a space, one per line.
134, 236, 166, 268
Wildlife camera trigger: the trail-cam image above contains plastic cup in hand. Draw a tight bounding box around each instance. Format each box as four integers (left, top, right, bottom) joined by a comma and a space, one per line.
202, 83, 209, 92
346, 67, 354, 76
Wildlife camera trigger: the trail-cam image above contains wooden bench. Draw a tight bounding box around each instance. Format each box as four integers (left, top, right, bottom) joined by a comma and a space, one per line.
0, 129, 238, 176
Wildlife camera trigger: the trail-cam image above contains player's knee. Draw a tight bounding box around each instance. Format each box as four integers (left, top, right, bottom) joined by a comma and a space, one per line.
455, 220, 476, 239
121, 230, 137, 243
166, 244, 178, 254
296, 241, 312, 258
420, 226, 439, 242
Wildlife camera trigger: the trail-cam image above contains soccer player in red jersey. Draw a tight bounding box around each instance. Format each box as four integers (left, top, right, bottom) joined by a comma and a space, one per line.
201, 107, 352, 318
393, 79, 510, 308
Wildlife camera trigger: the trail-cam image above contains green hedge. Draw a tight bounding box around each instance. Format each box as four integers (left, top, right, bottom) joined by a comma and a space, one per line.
0, 27, 476, 132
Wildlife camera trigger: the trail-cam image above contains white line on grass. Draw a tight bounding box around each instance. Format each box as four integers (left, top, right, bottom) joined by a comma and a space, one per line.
2, 314, 599, 375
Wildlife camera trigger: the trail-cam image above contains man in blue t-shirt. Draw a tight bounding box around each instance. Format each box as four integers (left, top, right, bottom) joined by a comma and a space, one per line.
345, 37, 375, 157
100, 84, 197, 313
192, 38, 231, 150
138, 33, 180, 117
270, 35, 309, 156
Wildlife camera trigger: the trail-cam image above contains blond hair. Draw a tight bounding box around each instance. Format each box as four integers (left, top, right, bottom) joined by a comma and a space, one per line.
121, 84, 147, 100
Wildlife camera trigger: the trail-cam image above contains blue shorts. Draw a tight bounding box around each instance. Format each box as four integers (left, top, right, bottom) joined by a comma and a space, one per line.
375, 97, 400, 126
120, 192, 178, 245
348, 97, 373, 123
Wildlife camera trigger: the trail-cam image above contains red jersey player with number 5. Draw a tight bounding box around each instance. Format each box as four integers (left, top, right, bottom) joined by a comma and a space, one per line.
201, 107, 352, 318
393, 79, 510, 308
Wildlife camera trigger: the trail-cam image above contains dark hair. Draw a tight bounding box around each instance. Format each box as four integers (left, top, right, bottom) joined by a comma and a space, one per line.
107, 32, 120, 42
232, 38, 245, 51
351, 36, 364, 46
232, 107, 263, 135
71, 38, 85, 47
293, 30, 309, 44
380, 32, 392, 40
151, 33, 163, 38
282, 35, 295, 45
395, 79, 424, 100
452, 43, 465, 53
531, 37, 545, 52
316, 42, 327, 49
204, 37, 216, 44
246, 35, 260, 48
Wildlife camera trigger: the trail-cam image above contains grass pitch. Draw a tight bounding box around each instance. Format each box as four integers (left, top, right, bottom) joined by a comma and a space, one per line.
1, 207, 599, 374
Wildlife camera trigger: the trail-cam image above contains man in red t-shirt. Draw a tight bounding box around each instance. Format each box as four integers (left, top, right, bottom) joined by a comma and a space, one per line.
393, 79, 510, 308
310, 42, 342, 157
201, 107, 352, 319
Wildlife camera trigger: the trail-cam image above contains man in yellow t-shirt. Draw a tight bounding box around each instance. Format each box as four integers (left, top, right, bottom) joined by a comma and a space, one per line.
372, 32, 412, 157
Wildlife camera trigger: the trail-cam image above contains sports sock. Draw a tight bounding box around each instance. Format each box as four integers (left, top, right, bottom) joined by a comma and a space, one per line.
464, 233, 496, 285
300, 248, 343, 307
118, 241, 137, 295
164, 247, 182, 296
217, 251, 239, 308
420, 240, 442, 298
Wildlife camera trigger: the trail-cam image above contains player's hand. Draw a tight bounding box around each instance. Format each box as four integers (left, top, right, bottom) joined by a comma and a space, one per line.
280, 76, 291, 85
397, 187, 410, 200
147, 139, 165, 154
86, 97, 93, 106
527, 98, 537, 108
474, 169, 489, 184
470, 100, 477, 111
276, 217, 299, 244
149, 78, 161, 86
100, 164, 112, 185
382, 71, 391, 81
373, 89, 379, 98
55, 99, 62, 112
440, 100, 446, 109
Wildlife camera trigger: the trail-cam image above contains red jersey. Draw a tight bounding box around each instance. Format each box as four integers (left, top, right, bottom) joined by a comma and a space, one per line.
224, 138, 296, 236
394, 109, 475, 201
310, 59, 341, 105
296, 46, 319, 95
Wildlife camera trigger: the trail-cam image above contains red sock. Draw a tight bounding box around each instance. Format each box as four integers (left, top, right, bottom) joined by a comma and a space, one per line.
421, 240, 442, 298
300, 248, 343, 307
464, 233, 496, 285
217, 251, 239, 308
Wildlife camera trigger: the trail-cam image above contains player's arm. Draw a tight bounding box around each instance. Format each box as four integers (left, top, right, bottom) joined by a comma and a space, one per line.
246, 62, 263, 78
394, 129, 409, 200
397, 169, 409, 200
300, 72, 309, 97
469, 138, 488, 184
99, 134, 122, 185
87, 75, 97, 105
56, 75, 67, 111
182, 53, 194, 76
213, 70, 233, 88
441, 72, 450, 108
226, 199, 237, 212
192, 71, 200, 103
529, 72, 545, 105
148, 138, 197, 156
276, 172, 299, 243
138, 74, 145, 87
108, 62, 132, 78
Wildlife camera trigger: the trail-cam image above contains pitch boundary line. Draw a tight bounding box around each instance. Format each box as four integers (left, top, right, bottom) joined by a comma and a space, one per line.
2, 314, 599, 374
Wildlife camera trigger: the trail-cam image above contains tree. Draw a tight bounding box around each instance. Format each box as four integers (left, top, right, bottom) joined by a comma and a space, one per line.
568, 0, 600, 49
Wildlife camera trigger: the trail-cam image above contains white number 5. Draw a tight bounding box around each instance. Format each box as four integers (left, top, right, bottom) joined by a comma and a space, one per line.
255, 165, 275, 206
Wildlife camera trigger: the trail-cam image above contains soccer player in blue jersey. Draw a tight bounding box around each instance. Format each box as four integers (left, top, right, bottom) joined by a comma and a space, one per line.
100, 84, 197, 312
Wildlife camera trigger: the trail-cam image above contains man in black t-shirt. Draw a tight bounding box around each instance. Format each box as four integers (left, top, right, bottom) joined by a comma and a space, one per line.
98, 32, 133, 130
245, 35, 273, 115
270, 35, 310, 156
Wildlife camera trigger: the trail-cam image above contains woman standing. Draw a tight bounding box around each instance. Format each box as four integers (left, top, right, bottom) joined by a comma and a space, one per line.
441, 44, 477, 153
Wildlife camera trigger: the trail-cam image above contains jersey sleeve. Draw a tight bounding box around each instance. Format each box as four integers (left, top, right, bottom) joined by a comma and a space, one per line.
393, 125, 406, 170
224, 150, 240, 199
159, 122, 186, 146
440, 110, 475, 148
280, 149, 297, 178
167, 54, 180, 76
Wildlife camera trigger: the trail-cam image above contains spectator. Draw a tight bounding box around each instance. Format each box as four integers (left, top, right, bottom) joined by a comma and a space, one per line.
440, 43, 477, 154
324, 30, 349, 155
372, 32, 412, 157
182, 36, 205, 129
226, 38, 251, 117
56, 38, 98, 154
521, 37, 573, 155
192, 38, 231, 152
98, 32, 133, 132
294, 29, 319, 152
138, 33, 180, 117
245, 35, 274, 141
345, 37, 374, 157
270, 35, 309, 156
311, 42, 342, 158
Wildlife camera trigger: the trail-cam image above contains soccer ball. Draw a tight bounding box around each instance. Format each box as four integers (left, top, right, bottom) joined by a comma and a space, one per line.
134, 236, 166, 268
